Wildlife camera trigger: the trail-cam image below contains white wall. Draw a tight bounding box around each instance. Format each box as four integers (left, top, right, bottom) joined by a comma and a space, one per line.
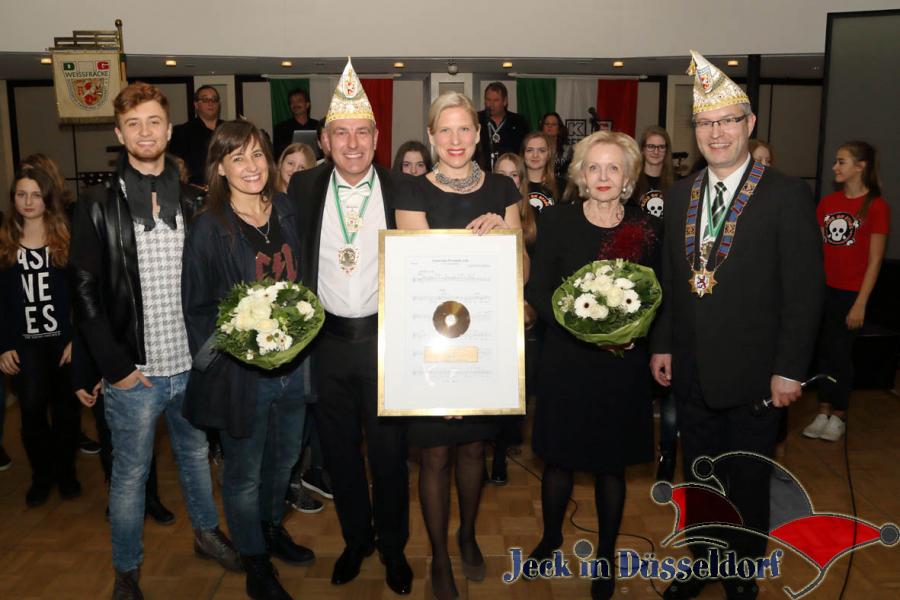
391, 80, 427, 159
3, 1, 897, 58
241, 81, 272, 136
634, 80, 660, 140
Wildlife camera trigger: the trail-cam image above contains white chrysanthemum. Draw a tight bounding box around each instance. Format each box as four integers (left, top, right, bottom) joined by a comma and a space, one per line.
237, 295, 255, 312
623, 289, 641, 314
596, 264, 613, 276
255, 318, 279, 333
220, 319, 236, 334
296, 300, 315, 320
273, 281, 289, 290
574, 277, 583, 289
589, 303, 609, 320
245, 351, 255, 360
255, 287, 277, 304
615, 258, 625, 268
574, 294, 598, 318
604, 286, 625, 308
248, 296, 272, 321
278, 332, 293, 350
557, 294, 575, 314
234, 311, 257, 332
614, 277, 635, 290
587, 274, 613, 294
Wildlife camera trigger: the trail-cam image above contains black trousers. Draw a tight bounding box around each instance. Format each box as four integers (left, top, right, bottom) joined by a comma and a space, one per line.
12, 339, 79, 485
313, 327, 409, 554
677, 372, 781, 569
816, 286, 859, 411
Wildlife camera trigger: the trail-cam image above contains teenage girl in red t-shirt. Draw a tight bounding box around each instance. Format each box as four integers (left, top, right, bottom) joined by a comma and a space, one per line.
804, 141, 889, 442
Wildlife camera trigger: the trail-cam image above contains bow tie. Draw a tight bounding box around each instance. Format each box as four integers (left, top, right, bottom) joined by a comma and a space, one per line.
337, 180, 372, 204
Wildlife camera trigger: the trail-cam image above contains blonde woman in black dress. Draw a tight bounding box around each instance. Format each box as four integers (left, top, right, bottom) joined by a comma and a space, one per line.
525, 131, 658, 600
395, 92, 523, 600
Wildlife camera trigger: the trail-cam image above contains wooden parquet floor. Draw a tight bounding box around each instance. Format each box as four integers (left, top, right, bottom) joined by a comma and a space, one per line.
0, 389, 898, 599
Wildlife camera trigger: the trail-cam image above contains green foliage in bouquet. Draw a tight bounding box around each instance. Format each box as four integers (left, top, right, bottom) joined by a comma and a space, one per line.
551, 259, 662, 352
216, 279, 324, 370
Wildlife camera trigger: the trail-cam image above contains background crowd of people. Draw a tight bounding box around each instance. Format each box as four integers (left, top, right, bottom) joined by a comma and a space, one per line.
0, 52, 890, 600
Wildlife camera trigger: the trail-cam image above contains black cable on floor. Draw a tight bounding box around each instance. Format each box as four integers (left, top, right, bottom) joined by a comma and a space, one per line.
838, 414, 856, 600
507, 453, 665, 598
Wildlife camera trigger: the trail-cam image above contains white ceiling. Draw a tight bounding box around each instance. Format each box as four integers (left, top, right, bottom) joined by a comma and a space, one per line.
0, 53, 825, 82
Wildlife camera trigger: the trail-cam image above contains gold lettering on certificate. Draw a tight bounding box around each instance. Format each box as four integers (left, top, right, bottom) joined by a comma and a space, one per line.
424, 346, 479, 363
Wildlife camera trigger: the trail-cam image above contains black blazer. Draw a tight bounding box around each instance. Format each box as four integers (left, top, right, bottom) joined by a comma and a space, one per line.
286, 162, 398, 295
180, 194, 301, 438
650, 162, 825, 409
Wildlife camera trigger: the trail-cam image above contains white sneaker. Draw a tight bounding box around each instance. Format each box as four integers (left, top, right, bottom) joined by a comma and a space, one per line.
802, 414, 830, 439
819, 415, 846, 442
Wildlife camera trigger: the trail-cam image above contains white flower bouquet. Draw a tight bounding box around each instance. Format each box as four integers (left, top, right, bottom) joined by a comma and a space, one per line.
552, 259, 662, 354
216, 279, 324, 370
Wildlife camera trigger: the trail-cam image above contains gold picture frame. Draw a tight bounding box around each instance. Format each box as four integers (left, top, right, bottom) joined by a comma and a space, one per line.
377, 229, 526, 417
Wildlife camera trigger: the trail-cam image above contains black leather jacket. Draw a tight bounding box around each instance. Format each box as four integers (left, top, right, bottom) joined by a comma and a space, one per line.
70, 157, 204, 384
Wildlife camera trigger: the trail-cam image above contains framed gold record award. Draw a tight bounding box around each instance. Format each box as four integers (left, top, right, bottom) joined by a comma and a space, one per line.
377, 229, 525, 416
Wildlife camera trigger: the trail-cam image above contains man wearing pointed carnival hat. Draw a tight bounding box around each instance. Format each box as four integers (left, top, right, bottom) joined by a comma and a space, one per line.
287, 58, 413, 595
649, 51, 824, 599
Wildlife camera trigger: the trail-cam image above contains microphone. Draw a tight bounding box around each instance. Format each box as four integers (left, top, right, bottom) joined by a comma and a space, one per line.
751, 374, 836, 416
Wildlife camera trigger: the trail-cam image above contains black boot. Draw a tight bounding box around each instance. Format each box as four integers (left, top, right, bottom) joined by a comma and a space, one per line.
656, 442, 677, 483
145, 493, 175, 525
22, 430, 53, 506
241, 554, 292, 600
112, 568, 143, 600
262, 521, 315, 565
194, 527, 242, 571
591, 575, 615, 600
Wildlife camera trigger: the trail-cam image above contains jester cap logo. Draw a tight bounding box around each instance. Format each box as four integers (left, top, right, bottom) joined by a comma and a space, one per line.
652, 452, 899, 599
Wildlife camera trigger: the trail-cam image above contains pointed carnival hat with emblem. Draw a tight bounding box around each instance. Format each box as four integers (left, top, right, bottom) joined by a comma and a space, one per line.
687, 50, 749, 114
325, 57, 375, 124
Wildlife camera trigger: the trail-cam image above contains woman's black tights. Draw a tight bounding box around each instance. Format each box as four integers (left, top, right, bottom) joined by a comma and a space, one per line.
536, 463, 626, 568
419, 440, 485, 599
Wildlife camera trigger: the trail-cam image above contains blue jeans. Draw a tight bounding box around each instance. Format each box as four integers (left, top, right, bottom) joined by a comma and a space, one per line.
104, 371, 218, 571
220, 367, 307, 555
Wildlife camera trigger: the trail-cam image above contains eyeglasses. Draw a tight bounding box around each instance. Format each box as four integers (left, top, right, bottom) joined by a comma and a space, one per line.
197, 97, 219, 104
644, 144, 667, 152
692, 114, 747, 130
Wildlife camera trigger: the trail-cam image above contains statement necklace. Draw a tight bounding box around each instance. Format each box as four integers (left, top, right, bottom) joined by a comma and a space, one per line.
433, 161, 482, 192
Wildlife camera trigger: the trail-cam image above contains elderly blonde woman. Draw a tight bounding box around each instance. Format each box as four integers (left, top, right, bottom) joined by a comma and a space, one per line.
523, 131, 660, 600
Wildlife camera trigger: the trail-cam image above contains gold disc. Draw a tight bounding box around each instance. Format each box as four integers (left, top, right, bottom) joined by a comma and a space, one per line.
432, 300, 471, 339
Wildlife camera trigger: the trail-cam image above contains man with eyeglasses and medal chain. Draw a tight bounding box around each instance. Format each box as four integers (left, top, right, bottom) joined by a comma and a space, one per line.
649, 51, 824, 600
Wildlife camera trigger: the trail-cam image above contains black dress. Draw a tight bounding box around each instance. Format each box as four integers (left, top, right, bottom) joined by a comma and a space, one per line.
525, 203, 659, 472
394, 172, 521, 448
